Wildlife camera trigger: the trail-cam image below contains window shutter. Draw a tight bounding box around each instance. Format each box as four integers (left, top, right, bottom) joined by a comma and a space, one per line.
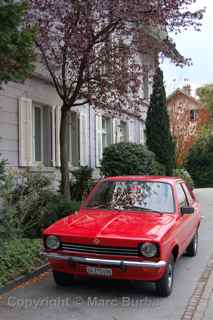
139, 123, 145, 145
18, 97, 33, 167
55, 105, 61, 167
80, 111, 89, 166
51, 106, 56, 167
112, 118, 120, 144
128, 120, 135, 143
96, 114, 103, 167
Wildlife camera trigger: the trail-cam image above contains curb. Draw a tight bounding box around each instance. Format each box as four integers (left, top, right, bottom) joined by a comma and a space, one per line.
181, 253, 213, 320
0, 264, 50, 295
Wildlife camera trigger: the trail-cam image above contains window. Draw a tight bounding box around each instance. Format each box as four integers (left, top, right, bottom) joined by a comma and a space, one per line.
32, 103, 53, 166
102, 117, 112, 149
84, 180, 175, 213
33, 104, 43, 162
143, 68, 149, 100
176, 183, 188, 208
190, 110, 198, 121
119, 121, 128, 142
181, 183, 194, 205
69, 112, 80, 166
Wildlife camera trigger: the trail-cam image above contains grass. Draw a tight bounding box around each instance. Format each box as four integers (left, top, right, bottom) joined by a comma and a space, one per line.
0, 238, 45, 287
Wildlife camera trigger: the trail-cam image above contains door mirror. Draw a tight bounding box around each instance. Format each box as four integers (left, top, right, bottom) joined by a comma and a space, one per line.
181, 207, 194, 215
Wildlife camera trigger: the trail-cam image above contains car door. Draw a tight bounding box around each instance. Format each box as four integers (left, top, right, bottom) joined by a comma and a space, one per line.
175, 182, 195, 252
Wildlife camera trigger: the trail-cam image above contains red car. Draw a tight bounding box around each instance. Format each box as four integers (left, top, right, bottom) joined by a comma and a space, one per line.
43, 176, 200, 297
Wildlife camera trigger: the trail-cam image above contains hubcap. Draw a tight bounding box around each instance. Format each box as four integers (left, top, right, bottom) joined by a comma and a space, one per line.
167, 262, 173, 289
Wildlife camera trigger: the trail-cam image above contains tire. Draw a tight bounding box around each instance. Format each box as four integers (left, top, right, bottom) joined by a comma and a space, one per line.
53, 271, 74, 286
186, 231, 198, 257
155, 255, 175, 297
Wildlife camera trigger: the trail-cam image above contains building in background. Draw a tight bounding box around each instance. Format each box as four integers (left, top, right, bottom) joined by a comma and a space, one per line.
167, 85, 211, 165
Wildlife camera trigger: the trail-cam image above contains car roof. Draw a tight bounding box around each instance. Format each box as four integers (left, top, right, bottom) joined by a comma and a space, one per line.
104, 176, 182, 185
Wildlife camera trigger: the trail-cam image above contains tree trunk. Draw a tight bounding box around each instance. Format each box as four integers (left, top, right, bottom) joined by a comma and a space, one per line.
60, 107, 70, 200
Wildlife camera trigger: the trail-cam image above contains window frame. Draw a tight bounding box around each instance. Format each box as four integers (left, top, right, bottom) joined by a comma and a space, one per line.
176, 182, 189, 210
119, 121, 128, 142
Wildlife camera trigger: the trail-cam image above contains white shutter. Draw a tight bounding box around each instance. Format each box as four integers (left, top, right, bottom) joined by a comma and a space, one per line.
96, 114, 103, 167
139, 123, 145, 145
112, 118, 120, 143
128, 120, 135, 143
51, 106, 56, 166
55, 105, 61, 167
80, 111, 89, 166
18, 97, 33, 167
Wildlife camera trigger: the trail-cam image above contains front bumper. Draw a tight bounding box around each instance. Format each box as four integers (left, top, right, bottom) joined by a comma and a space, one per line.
42, 251, 166, 269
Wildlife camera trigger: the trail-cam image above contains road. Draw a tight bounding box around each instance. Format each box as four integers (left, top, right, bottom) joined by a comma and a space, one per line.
0, 189, 213, 320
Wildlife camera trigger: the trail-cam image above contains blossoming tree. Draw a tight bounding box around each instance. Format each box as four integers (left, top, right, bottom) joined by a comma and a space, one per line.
28, 0, 204, 198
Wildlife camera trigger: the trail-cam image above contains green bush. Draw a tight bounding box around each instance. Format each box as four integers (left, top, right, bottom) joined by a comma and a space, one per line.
186, 135, 213, 188
173, 168, 194, 189
0, 169, 81, 239
0, 239, 43, 287
41, 196, 81, 228
70, 166, 96, 201
101, 142, 165, 177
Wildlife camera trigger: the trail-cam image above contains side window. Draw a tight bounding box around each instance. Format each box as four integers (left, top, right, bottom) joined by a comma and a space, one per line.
176, 183, 188, 208
181, 183, 193, 206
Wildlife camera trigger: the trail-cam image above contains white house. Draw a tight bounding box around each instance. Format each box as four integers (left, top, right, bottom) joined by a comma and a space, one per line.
0, 32, 180, 179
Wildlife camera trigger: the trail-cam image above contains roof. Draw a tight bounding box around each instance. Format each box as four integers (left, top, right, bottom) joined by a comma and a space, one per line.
167, 89, 204, 108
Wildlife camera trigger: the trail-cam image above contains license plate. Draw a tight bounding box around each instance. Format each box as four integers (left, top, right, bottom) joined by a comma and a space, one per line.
86, 266, 112, 277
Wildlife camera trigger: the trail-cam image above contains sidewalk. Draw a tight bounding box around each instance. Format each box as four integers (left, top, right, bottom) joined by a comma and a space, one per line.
182, 253, 213, 320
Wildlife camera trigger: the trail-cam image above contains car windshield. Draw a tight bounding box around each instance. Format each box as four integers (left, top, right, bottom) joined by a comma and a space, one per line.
84, 180, 175, 213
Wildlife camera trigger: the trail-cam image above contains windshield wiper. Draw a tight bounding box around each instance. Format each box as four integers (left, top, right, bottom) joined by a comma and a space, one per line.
121, 206, 163, 214
86, 204, 108, 209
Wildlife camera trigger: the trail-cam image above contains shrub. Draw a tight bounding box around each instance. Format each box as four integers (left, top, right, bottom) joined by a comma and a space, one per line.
0, 169, 81, 239
70, 166, 96, 201
186, 135, 213, 188
41, 196, 81, 228
101, 142, 165, 177
173, 168, 194, 189
0, 239, 43, 287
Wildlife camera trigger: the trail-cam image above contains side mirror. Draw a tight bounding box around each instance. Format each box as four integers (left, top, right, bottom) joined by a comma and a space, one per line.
181, 207, 195, 215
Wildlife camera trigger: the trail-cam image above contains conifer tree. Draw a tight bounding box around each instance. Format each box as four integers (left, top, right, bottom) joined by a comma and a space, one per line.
146, 68, 175, 175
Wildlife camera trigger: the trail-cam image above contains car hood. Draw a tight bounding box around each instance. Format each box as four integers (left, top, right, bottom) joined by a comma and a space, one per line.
44, 208, 176, 242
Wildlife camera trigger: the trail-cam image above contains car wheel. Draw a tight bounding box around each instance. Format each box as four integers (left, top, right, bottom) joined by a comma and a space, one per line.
186, 231, 198, 257
53, 271, 74, 286
155, 255, 174, 297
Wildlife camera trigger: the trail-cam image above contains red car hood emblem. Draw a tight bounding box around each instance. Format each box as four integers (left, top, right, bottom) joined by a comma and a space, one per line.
93, 238, 100, 245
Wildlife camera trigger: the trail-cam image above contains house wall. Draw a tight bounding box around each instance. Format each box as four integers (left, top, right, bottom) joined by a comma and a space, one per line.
167, 92, 211, 165
0, 52, 155, 179
0, 77, 60, 167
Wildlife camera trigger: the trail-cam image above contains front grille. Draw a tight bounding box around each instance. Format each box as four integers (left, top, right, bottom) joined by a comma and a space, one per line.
61, 243, 138, 256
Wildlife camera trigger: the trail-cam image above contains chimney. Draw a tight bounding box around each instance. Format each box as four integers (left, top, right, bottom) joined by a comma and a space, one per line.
182, 85, 191, 96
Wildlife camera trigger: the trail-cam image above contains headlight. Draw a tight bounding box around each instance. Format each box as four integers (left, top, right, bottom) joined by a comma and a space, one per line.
46, 236, 60, 250
140, 242, 158, 258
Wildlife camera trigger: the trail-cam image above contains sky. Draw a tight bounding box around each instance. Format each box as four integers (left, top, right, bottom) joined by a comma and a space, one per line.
161, 0, 213, 96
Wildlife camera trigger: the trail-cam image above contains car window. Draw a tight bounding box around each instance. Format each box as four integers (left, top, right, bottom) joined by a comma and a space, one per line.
84, 180, 175, 213
181, 183, 194, 206
176, 183, 188, 208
